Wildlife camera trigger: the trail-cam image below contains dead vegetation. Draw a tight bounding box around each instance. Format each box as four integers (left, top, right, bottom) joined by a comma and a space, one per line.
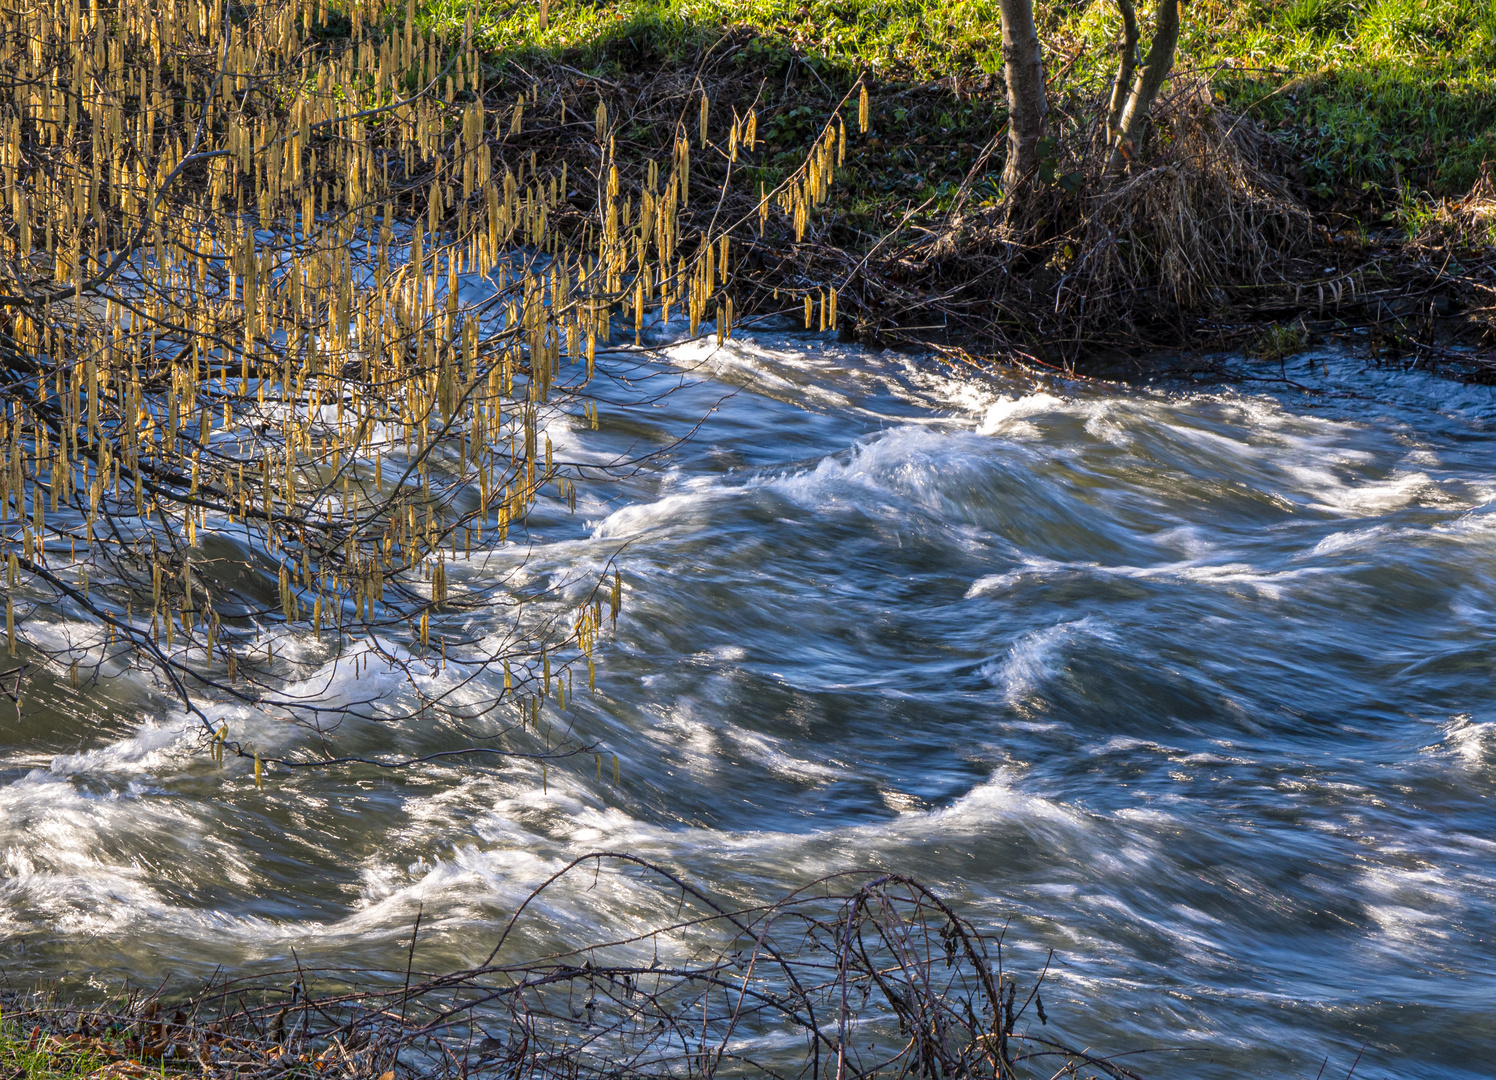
907, 76, 1319, 360
512, 38, 1496, 375
806, 75, 1495, 373
3, 864, 1152, 1080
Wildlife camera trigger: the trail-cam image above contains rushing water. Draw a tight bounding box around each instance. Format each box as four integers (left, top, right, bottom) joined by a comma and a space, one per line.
4, 327, 1496, 1079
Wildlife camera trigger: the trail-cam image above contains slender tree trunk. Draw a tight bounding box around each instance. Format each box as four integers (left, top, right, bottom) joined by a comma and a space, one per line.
1105, 0, 1139, 143
998, 0, 1047, 192
1107, 0, 1180, 174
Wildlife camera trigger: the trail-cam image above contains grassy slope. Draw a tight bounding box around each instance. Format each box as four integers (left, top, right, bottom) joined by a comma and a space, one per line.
1200, 0, 1496, 208
425, 0, 1495, 227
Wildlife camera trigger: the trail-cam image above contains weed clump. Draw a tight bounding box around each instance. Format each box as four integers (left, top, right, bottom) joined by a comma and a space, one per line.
1249, 320, 1311, 360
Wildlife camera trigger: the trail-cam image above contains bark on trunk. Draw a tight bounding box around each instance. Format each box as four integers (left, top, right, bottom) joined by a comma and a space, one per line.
998, 0, 1047, 193
1107, 0, 1180, 174
1105, 0, 1139, 143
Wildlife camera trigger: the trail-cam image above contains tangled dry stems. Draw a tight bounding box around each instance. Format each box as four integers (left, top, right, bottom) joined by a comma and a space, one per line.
846, 78, 1318, 364
4, 862, 1149, 1080
1417, 163, 1496, 251
1069, 80, 1312, 315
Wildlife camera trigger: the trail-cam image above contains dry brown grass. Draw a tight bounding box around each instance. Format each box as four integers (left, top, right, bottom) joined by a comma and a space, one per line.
1067, 79, 1312, 316
828, 77, 1322, 366
1417, 164, 1496, 251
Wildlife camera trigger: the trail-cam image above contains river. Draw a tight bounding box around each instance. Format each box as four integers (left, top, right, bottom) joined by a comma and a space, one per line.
3, 327, 1494, 1079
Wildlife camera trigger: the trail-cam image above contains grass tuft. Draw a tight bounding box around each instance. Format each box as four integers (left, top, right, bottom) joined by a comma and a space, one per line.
1, 1012, 116, 1080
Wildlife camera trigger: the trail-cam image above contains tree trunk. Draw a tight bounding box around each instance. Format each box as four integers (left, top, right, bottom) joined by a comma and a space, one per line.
1105, 0, 1139, 143
1107, 0, 1180, 174
998, 0, 1047, 193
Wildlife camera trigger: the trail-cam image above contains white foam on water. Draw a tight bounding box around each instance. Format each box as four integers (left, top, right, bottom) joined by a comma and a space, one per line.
1166, 562, 1339, 601
966, 554, 1342, 603
1286, 464, 1438, 515
721, 725, 842, 784
982, 618, 1116, 707
1075, 893, 1231, 968
34, 721, 194, 779
351, 764, 1096, 918
584, 418, 1042, 552
0, 745, 263, 939
701, 644, 748, 662
1358, 863, 1463, 946
888, 376, 1496, 533
1440, 716, 1496, 770
1113, 807, 1181, 825
641, 701, 728, 779
1309, 524, 1393, 556
996, 719, 1065, 732
965, 558, 1070, 598
1089, 737, 1185, 758
255, 760, 1107, 973
0, 863, 220, 940
975, 392, 1070, 437
763, 424, 1031, 522
662, 336, 856, 409
965, 570, 1023, 597
1151, 524, 1218, 559
589, 476, 733, 541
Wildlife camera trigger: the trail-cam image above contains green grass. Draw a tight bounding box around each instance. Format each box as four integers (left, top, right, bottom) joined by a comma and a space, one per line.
0, 1014, 113, 1080
403, 0, 1016, 237
1050, 0, 1496, 205
1031, 0, 1496, 208
411, 0, 1495, 221
419, 0, 1008, 80
1192, 0, 1496, 204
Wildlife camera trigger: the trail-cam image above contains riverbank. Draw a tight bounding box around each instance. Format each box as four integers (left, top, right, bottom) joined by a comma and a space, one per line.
1, 868, 1144, 1080
427, 0, 1496, 369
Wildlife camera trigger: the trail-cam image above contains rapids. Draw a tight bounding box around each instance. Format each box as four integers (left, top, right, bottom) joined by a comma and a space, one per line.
3, 330, 1495, 1079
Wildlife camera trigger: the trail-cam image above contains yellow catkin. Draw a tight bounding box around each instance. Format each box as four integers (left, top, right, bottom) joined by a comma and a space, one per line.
0, 0, 873, 795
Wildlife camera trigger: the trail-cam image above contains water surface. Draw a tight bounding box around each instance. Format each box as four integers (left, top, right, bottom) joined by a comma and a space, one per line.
3, 333, 1494, 1078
